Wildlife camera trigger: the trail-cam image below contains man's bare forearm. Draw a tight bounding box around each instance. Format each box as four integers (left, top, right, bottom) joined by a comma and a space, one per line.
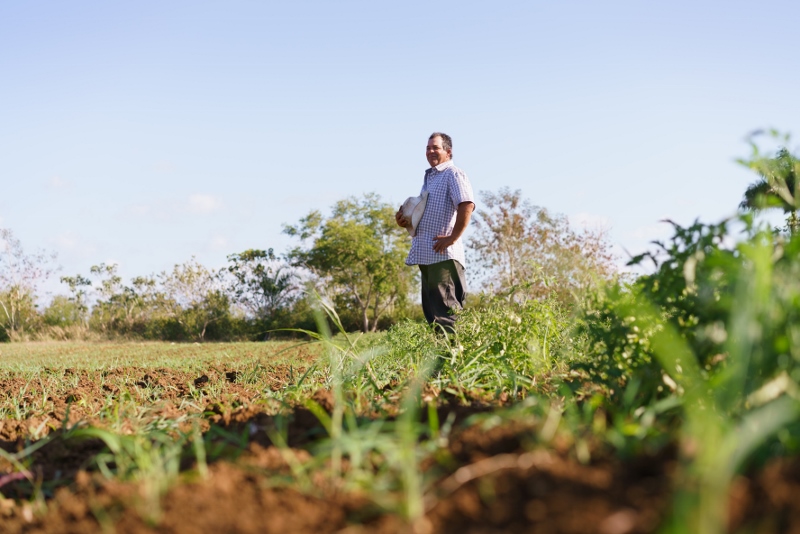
450, 201, 474, 240
432, 201, 474, 253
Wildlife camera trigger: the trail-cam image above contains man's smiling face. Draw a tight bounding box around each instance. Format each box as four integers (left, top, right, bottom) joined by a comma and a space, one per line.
426, 136, 451, 167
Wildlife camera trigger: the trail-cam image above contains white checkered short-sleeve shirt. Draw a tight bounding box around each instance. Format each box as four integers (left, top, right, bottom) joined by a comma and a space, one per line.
406, 160, 474, 267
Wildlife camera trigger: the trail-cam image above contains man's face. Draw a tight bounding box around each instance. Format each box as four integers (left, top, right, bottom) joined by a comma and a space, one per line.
426, 136, 451, 167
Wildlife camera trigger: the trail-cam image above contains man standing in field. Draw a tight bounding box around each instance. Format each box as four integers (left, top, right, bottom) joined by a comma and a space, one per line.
396, 132, 475, 332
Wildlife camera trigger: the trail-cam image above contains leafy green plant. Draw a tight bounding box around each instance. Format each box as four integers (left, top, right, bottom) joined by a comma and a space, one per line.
454, 297, 570, 382
739, 129, 800, 234
577, 217, 738, 402
617, 289, 799, 533
579, 214, 800, 404
576, 214, 800, 531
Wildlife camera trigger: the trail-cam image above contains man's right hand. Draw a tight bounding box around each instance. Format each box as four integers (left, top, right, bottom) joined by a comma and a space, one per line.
396, 208, 409, 228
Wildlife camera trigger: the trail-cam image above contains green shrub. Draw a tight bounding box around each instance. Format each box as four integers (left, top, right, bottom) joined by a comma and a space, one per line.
577, 214, 800, 404
456, 296, 571, 376
377, 296, 572, 394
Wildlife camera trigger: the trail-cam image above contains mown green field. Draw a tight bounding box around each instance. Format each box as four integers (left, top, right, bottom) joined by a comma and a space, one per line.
0, 340, 322, 370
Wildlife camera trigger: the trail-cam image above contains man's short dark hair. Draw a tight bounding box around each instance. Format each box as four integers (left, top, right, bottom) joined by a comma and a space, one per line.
429, 132, 452, 155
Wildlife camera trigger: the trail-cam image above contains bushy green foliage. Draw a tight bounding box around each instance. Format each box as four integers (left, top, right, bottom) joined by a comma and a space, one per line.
42, 295, 83, 327
576, 219, 731, 400
569, 212, 800, 531
454, 297, 571, 379
375, 296, 572, 395
577, 214, 800, 405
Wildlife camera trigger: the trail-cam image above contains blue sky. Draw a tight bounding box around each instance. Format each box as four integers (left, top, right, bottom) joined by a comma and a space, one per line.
2, 1, 799, 297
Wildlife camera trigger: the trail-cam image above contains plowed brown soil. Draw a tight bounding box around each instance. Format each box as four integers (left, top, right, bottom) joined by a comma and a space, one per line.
1, 364, 799, 533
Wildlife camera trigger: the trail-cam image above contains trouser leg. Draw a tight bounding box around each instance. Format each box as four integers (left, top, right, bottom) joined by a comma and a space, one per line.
419, 260, 466, 332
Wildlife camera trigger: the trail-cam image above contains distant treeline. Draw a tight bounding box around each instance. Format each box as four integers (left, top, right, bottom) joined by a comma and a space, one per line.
0, 188, 616, 342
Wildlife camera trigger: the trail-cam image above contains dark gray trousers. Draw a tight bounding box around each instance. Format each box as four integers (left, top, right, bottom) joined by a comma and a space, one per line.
419, 260, 466, 332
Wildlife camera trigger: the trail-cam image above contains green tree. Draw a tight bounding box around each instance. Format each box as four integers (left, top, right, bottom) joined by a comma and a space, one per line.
87, 264, 171, 337
0, 228, 57, 339
467, 188, 616, 305
739, 129, 800, 234
88, 263, 150, 334
158, 257, 231, 341
43, 295, 84, 327
284, 193, 413, 332
59, 274, 92, 327
225, 248, 297, 327
82, 260, 233, 341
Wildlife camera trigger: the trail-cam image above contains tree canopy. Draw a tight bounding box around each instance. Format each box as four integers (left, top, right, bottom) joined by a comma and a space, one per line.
468, 188, 616, 304
284, 192, 413, 332
0, 228, 57, 339
225, 248, 298, 325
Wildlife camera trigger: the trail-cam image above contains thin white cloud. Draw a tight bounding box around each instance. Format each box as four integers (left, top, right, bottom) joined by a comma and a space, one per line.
188, 194, 222, 214
123, 202, 175, 222
209, 234, 230, 251
123, 194, 223, 222
55, 233, 77, 250
128, 204, 151, 217
47, 175, 71, 190
153, 160, 176, 172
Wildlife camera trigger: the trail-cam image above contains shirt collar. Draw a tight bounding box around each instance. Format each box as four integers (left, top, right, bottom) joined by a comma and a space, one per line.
426, 159, 454, 173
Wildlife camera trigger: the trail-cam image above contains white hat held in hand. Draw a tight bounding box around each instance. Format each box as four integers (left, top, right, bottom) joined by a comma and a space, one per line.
400, 191, 428, 237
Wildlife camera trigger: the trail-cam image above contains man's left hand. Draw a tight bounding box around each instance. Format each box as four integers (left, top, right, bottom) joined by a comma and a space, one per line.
432, 235, 456, 253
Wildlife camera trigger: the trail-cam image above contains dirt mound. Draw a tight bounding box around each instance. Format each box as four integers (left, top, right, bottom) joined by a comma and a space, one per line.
12, 442, 800, 533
